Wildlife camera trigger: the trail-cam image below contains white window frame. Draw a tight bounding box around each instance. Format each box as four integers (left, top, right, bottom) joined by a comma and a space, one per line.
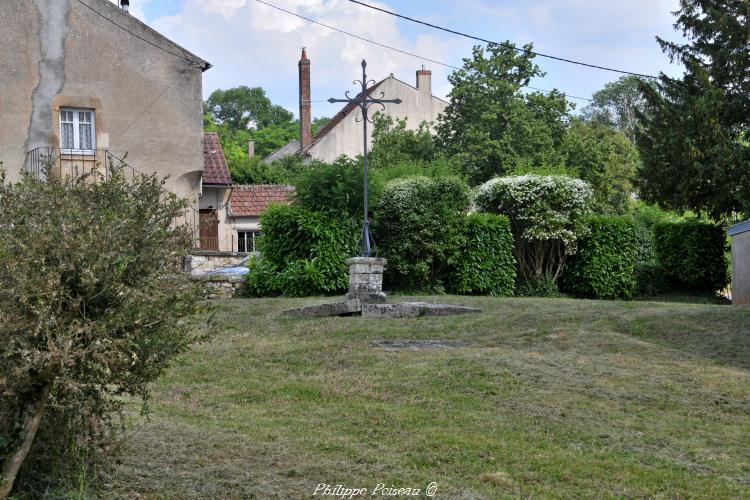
59, 107, 96, 155
237, 230, 260, 253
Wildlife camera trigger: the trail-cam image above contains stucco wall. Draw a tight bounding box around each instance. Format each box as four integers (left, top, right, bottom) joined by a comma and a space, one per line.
731, 230, 750, 305
309, 75, 447, 163
0, 0, 206, 204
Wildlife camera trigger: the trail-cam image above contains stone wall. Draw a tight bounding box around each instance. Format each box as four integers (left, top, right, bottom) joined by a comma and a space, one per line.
200, 274, 246, 299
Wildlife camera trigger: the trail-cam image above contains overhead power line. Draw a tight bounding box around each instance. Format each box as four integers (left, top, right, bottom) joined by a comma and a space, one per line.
348, 0, 657, 79
254, 0, 593, 102
75, 0, 209, 69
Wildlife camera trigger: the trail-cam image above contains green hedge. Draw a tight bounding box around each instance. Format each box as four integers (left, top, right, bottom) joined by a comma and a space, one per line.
374, 176, 469, 292
447, 213, 516, 296
654, 220, 730, 292
561, 215, 638, 299
245, 204, 359, 297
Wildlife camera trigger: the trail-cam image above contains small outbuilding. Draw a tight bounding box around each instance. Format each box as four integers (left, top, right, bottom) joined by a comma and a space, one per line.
728, 220, 750, 305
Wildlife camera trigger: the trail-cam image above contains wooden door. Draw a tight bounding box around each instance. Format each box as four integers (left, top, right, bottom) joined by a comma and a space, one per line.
199, 210, 219, 251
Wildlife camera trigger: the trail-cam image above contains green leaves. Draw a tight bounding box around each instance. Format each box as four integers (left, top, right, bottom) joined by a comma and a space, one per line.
436, 43, 572, 185
561, 216, 639, 300
374, 176, 469, 292
637, 0, 750, 218
246, 204, 359, 297
0, 165, 207, 491
654, 220, 730, 292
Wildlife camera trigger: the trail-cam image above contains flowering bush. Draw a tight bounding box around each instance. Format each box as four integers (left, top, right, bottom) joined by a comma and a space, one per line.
475, 174, 593, 291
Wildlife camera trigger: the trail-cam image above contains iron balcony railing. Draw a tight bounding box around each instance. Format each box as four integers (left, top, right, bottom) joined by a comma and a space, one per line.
25, 147, 205, 250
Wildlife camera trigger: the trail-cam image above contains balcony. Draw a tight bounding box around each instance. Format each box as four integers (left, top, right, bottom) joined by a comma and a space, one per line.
24, 147, 206, 250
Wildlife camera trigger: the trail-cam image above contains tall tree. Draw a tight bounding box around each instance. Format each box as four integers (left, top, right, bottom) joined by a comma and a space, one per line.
637, 0, 750, 219
564, 120, 639, 214
436, 44, 572, 185
581, 76, 652, 143
205, 86, 293, 131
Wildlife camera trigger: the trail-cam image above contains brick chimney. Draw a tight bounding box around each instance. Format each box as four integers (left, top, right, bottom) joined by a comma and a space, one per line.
298, 48, 312, 151
416, 65, 432, 96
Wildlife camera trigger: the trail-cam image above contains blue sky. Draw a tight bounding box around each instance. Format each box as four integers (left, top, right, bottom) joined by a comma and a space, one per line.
121, 0, 685, 119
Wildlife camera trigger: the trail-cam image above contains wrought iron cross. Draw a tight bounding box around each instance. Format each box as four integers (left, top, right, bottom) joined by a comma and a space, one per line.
328, 59, 402, 257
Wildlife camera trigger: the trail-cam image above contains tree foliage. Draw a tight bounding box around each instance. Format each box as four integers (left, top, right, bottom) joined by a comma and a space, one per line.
370, 114, 438, 169
205, 86, 293, 130
636, 0, 750, 219
436, 44, 572, 185
293, 156, 384, 220
561, 215, 638, 299
0, 166, 207, 496
581, 76, 653, 143
246, 204, 359, 297
563, 120, 639, 214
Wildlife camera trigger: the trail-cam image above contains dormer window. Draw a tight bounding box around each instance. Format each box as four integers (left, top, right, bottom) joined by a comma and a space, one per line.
60, 108, 95, 153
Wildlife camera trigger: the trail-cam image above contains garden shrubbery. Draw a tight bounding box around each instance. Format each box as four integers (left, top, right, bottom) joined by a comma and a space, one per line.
654, 220, 730, 292
245, 204, 359, 297
561, 215, 638, 299
447, 213, 516, 296
374, 176, 469, 292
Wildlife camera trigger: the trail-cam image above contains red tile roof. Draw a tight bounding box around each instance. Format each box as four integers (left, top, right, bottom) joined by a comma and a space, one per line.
229, 184, 295, 217
302, 78, 386, 154
202, 132, 232, 185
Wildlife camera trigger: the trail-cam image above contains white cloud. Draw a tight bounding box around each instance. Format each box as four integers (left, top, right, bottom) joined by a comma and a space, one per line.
150, 0, 465, 117
142, 0, 686, 118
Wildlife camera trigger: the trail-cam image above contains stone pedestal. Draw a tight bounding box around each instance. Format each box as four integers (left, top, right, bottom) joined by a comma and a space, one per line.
346, 257, 387, 303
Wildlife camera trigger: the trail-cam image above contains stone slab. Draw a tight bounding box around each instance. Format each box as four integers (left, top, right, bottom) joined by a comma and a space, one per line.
282, 299, 362, 318
361, 302, 481, 318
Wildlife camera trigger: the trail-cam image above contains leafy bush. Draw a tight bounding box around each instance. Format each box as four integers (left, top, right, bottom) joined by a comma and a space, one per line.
0, 166, 207, 496
374, 176, 469, 291
293, 156, 384, 219
475, 174, 594, 292
245, 204, 359, 297
654, 220, 730, 292
561, 215, 638, 299
634, 261, 675, 297
447, 213, 516, 295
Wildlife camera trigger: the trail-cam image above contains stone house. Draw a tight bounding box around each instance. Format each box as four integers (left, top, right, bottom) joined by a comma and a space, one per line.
198, 132, 294, 253
0, 0, 210, 208
265, 49, 448, 163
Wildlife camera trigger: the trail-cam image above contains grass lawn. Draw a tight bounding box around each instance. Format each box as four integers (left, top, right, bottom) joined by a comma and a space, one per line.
106, 297, 750, 498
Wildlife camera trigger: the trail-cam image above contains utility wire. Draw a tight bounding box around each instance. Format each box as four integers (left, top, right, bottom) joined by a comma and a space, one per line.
75, 0, 209, 69
348, 0, 657, 79
254, 0, 593, 102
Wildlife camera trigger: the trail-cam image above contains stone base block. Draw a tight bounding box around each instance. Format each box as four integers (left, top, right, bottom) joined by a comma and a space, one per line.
362, 302, 482, 318
282, 299, 362, 318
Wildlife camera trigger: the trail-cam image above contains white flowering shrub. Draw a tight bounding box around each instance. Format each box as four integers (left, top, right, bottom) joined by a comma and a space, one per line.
475, 174, 594, 291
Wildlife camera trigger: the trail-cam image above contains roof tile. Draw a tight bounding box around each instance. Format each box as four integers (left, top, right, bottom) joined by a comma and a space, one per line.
229, 184, 295, 217
202, 132, 233, 185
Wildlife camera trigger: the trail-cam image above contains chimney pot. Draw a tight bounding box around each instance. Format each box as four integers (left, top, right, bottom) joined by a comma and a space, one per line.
416, 67, 432, 94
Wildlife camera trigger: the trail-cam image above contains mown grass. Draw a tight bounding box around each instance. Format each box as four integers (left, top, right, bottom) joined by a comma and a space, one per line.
105, 297, 750, 498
